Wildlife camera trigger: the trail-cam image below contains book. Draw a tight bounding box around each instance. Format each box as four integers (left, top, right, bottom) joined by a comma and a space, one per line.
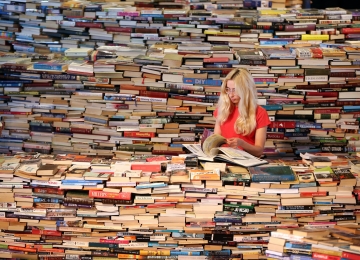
248, 165, 296, 182
183, 143, 268, 167
310, 156, 332, 167
36, 164, 58, 176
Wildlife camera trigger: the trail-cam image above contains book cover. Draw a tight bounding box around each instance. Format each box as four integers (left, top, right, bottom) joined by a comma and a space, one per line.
248, 166, 296, 182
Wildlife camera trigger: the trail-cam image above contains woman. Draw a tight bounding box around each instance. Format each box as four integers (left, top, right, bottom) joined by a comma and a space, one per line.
214, 68, 271, 157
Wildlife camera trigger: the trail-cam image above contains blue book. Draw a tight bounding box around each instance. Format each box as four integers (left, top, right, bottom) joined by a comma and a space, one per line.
290, 255, 313, 260
244, 0, 272, 7
141, 14, 164, 18
213, 218, 242, 223
49, 47, 69, 52
238, 245, 263, 249
13, 46, 35, 52
295, 122, 322, 129
183, 78, 222, 86
0, 80, 31, 83
291, 182, 317, 188
344, 105, 360, 110
204, 250, 231, 256
148, 242, 159, 247
170, 144, 183, 147
249, 165, 296, 182
161, 244, 178, 247
0, 83, 23, 87
33, 63, 64, 71
33, 198, 61, 203
262, 104, 283, 111
260, 40, 291, 45
136, 182, 167, 189
285, 242, 312, 250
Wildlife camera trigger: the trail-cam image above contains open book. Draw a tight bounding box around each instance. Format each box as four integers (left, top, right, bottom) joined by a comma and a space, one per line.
183, 134, 267, 168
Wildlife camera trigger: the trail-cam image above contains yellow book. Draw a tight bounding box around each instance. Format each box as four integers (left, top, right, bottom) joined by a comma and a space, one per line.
204, 30, 241, 36
301, 35, 330, 41
259, 9, 287, 15
139, 250, 171, 256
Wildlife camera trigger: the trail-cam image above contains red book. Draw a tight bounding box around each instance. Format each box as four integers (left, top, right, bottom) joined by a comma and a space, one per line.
105, 27, 132, 33
342, 251, 360, 260
109, 104, 129, 109
254, 78, 277, 82
99, 239, 130, 244
146, 156, 168, 162
336, 100, 360, 106
75, 22, 102, 28
306, 92, 338, 97
269, 121, 296, 129
342, 28, 360, 34
123, 132, 155, 138
89, 190, 131, 200
300, 191, 327, 197
313, 252, 340, 260
314, 109, 341, 113
33, 188, 64, 195
151, 150, 186, 156
1, 64, 30, 70
139, 90, 168, 98
266, 132, 284, 139
70, 128, 92, 134
285, 24, 316, 31
32, 229, 62, 236
310, 47, 323, 58
164, 13, 187, 18
37, 248, 64, 253
131, 163, 161, 172
0, 111, 31, 115
8, 246, 37, 253
157, 112, 175, 116
330, 72, 355, 77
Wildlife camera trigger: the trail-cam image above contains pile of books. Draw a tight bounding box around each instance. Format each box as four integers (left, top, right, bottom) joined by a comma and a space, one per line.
1, 4, 360, 157
0, 151, 359, 259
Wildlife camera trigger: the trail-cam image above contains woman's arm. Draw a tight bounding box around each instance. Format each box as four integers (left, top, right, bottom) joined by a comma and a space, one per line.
214, 119, 221, 135
226, 126, 267, 157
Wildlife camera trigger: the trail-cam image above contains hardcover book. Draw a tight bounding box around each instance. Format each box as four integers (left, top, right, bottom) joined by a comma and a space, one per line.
248, 165, 296, 182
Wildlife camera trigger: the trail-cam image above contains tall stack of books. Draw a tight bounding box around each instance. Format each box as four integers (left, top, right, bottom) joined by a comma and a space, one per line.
0, 151, 358, 259
1, 5, 360, 158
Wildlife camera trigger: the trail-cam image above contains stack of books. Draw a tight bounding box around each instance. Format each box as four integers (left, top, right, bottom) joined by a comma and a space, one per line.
1, 5, 360, 158
0, 151, 359, 259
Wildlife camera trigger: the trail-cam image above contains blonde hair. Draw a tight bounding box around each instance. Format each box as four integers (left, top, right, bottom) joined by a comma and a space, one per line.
216, 68, 258, 136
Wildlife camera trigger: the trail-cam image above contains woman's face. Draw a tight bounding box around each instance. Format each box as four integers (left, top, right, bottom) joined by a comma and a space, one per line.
225, 80, 240, 104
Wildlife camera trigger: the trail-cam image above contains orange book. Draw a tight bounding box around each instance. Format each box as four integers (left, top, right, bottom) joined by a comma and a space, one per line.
89, 190, 132, 200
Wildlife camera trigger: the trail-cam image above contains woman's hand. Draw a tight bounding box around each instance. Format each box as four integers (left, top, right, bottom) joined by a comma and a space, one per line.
226, 138, 244, 148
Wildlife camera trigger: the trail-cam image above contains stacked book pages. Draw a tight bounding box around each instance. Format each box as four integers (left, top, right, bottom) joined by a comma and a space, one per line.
1, 4, 360, 157
0, 152, 358, 260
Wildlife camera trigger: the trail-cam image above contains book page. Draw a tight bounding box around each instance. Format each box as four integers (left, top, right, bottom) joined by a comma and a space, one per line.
218, 147, 258, 160
182, 144, 209, 158
202, 134, 226, 157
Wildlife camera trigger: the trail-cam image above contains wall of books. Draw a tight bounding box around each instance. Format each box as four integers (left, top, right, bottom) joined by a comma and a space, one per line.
2, 1, 360, 259
8, 0, 360, 158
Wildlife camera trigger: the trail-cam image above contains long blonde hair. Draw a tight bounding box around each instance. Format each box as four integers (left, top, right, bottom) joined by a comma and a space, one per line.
216, 68, 258, 136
